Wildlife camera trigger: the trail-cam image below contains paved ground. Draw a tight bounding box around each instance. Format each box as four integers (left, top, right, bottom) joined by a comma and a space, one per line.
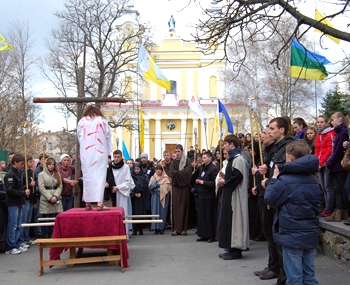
1, 229, 349, 285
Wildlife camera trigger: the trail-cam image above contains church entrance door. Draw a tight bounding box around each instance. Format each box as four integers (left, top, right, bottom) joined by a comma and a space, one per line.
165, 144, 177, 154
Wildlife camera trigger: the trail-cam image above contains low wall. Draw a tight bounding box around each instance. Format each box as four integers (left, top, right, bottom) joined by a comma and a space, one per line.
319, 218, 350, 266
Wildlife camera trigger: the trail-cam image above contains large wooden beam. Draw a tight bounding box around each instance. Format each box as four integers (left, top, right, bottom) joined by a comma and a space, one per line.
33, 97, 127, 104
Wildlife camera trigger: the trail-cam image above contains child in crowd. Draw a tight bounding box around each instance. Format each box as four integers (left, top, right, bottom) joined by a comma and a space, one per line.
38, 157, 63, 238
305, 126, 317, 155
265, 140, 319, 284
130, 163, 148, 235
4, 154, 30, 254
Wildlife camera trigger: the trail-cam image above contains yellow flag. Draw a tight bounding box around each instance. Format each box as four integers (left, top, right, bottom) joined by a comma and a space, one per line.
315, 10, 340, 45
0, 34, 14, 51
140, 105, 144, 149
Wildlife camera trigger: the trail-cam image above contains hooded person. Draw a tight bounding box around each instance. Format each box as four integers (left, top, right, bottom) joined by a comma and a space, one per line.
38, 157, 63, 238
218, 135, 249, 260
77, 106, 113, 211
130, 163, 148, 235
57, 154, 76, 211
169, 144, 192, 236
149, 165, 172, 234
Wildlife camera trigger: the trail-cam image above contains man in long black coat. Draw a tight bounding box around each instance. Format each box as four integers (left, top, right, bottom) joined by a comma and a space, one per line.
193, 151, 219, 243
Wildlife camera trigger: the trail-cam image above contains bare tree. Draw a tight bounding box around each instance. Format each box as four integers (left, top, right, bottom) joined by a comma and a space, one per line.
192, 0, 350, 76
0, 21, 41, 153
226, 16, 316, 126
40, 0, 154, 130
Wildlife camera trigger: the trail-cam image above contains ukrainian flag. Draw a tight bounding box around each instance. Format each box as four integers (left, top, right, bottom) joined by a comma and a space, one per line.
215, 100, 234, 137
137, 43, 171, 91
0, 34, 13, 51
290, 38, 331, 81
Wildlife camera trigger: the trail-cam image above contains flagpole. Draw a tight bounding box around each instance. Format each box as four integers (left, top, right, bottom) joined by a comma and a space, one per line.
289, 77, 292, 117
219, 113, 223, 171
248, 97, 256, 188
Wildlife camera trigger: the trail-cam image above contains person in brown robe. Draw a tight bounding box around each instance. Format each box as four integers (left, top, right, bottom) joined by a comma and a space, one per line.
169, 144, 192, 236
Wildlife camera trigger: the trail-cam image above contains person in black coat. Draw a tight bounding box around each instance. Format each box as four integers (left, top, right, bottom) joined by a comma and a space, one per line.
131, 163, 148, 235
193, 151, 219, 243
4, 154, 30, 254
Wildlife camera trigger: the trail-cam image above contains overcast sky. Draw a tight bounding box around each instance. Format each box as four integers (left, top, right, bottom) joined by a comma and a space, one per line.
0, 0, 349, 131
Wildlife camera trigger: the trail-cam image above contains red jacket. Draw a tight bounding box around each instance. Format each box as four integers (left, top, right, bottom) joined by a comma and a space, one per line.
315, 127, 336, 167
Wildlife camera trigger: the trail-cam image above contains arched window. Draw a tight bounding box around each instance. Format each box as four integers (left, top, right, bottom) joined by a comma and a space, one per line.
209, 76, 217, 98
125, 76, 132, 98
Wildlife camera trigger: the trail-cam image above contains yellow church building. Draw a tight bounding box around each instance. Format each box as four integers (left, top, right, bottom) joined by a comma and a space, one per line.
101, 7, 265, 159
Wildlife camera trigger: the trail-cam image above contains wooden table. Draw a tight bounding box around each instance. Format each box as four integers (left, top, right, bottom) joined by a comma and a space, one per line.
48, 207, 129, 272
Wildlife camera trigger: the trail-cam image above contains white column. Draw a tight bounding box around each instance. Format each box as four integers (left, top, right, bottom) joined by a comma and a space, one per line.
132, 119, 139, 158
193, 119, 199, 148
181, 119, 187, 148
144, 119, 150, 155
186, 71, 194, 100
201, 120, 207, 150
155, 119, 162, 159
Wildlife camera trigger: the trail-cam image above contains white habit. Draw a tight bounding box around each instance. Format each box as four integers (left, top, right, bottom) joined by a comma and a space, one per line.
111, 164, 133, 214
77, 116, 112, 202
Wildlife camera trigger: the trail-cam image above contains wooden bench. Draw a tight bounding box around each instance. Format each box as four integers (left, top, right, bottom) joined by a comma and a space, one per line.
33, 235, 127, 276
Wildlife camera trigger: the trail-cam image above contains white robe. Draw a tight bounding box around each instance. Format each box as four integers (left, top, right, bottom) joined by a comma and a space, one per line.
112, 164, 133, 214
111, 164, 134, 238
77, 116, 112, 202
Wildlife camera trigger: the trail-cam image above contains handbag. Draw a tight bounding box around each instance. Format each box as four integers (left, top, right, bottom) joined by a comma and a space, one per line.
341, 146, 350, 171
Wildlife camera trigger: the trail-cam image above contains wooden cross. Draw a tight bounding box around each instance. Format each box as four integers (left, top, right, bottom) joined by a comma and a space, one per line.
33, 68, 127, 208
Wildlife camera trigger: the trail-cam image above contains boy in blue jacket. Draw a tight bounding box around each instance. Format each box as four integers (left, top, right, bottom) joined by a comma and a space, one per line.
265, 140, 319, 285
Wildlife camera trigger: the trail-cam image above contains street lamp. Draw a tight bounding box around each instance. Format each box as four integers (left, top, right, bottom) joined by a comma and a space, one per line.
116, 137, 119, 150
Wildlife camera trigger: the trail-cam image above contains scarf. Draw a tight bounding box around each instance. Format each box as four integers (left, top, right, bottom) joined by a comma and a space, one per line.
294, 127, 307, 139
111, 160, 124, 169
228, 148, 241, 161
176, 154, 187, 171
149, 170, 171, 208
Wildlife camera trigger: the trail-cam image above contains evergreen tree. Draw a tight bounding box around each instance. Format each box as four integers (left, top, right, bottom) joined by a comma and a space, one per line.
320, 89, 345, 119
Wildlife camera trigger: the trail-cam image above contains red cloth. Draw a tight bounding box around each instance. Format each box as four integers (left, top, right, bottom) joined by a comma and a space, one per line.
49, 207, 129, 268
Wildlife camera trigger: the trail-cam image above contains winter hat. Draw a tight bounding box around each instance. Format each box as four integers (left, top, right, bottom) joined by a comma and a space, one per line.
60, 154, 70, 162
141, 153, 148, 159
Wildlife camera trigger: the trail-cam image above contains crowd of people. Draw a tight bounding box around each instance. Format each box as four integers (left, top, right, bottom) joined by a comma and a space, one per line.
3, 108, 350, 285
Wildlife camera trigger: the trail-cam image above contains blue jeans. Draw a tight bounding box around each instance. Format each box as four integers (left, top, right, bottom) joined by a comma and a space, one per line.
282, 246, 318, 285
345, 172, 350, 196
62, 195, 73, 211
33, 198, 42, 236
6, 206, 23, 251
319, 167, 334, 212
41, 213, 57, 236
21, 202, 34, 241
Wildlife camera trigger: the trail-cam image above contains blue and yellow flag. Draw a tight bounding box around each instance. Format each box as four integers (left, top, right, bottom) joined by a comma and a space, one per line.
215, 100, 234, 137
290, 38, 331, 81
137, 43, 171, 91
315, 10, 340, 45
0, 34, 13, 51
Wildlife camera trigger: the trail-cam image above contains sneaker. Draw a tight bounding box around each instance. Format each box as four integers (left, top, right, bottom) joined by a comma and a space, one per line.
20, 243, 30, 248
5, 248, 21, 255
25, 240, 34, 245
18, 246, 28, 252
321, 210, 332, 217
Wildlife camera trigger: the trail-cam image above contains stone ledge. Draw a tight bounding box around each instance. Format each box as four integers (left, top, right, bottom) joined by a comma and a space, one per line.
319, 217, 350, 237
